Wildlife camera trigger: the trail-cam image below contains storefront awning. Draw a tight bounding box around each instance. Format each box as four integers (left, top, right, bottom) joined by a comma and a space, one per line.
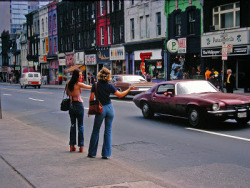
64, 64, 84, 73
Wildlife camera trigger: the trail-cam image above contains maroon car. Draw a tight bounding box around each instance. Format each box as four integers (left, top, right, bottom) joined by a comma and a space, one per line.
133, 80, 250, 127
111, 75, 155, 96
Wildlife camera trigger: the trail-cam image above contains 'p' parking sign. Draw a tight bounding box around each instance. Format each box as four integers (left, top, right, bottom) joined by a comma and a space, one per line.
167, 39, 179, 53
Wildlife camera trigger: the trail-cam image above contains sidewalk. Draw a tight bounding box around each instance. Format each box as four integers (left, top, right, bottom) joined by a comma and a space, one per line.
0, 112, 169, 188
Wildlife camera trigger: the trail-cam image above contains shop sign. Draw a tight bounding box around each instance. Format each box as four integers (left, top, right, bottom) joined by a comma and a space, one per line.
75, 52, 85, 65
110, 46, 125, 60
85, 54, 96, 65
65, 54, 75, 66
134, 49, 162, 60
45, 37, 49, 53
156, 61, 162, 69
178, 38, 186, 53
222, 44, 228, 60
97, 49, 110, 64
58, 58, 66, 66
201, 30, 249, 48
167, 39, 179, 53
201, 45, 250, 57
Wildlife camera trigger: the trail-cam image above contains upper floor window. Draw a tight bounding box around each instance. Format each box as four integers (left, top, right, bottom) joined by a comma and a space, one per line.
100, 0, 104, 15
92, 2, 95, 18
120, 24, 124, 42
60, 37, 63, 51
78, 33, 81, 49
146, 15, 150, 38
140, 16, 143, 38
130, 18, 134, 40
100, 27, 104, 45
107, 0, 110, 14
54, 37, 57, 53
188, 10, 195, 34
108, 25, 111, 44
42, 18, 44, 32
119, 0, 122, 10
175, 13, 181, 36
112, 26, 115, 43
111, 0, 114, 12
213, 2, 240, 30
77, 8, 80, 22
49, 16, 51, 31
131, 0, 134, 6
71, 10, 74, 24
72, 35, 74, 50
156, 12, 161, 36
53, 14, 56, 29
60, 15, 63, 28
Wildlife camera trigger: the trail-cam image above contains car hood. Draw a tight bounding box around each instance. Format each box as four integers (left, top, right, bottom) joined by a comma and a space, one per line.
188, 92, 250, 105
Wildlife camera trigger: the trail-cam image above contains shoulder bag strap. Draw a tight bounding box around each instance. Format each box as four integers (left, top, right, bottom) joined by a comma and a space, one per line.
95, 82, 99, 101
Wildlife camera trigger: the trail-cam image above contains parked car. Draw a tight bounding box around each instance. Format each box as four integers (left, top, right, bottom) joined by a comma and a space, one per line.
20, 72, 42, 89
133, 80, 250, 127
111, 75, 156, 96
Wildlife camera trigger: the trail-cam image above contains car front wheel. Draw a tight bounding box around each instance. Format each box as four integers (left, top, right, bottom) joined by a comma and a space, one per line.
142, 102, 154, 119
188, 107, 202, 127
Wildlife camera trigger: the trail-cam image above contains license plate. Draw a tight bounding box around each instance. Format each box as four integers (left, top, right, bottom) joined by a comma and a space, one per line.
237, 112, 247, 118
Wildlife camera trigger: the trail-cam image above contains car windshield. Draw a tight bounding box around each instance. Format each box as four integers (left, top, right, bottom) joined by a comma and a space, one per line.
123, 76, 145, 82
176, 81, 218, 95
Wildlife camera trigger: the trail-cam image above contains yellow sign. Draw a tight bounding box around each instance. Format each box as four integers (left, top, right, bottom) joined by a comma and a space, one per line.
45, 37, 49, 53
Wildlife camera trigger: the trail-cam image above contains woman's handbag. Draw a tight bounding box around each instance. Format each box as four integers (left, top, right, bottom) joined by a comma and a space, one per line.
88, 82, 103, 116
60, 84, 70, 111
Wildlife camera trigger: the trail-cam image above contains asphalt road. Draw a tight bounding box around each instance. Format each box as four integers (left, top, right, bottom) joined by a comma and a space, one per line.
1, 85, 250, 187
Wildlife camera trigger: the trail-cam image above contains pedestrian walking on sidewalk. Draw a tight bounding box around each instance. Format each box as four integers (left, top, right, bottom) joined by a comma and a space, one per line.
88, 67, 134, 159
225, 69, 235, 93
66, 69, 92, 152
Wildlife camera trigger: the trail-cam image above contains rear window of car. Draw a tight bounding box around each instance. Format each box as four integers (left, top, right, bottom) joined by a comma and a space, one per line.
28, 74, 33, 77
34, 74, 39, 77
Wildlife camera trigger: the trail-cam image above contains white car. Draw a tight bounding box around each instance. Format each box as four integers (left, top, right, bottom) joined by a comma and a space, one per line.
20, 72, 42, 89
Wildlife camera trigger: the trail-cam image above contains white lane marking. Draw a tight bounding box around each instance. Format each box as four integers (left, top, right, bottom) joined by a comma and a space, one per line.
3, 94, 12, 96
186, 127, 250, 142
28, 98, 44, 102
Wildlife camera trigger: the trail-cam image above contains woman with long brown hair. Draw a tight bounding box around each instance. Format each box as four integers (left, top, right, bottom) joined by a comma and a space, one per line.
66, 69, 91, 152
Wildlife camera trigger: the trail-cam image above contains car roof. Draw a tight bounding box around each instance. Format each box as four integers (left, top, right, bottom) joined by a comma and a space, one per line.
112, 74, 143, 77
157, 79, 207, 85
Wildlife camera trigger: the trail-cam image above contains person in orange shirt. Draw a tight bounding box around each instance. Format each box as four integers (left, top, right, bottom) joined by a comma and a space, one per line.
205, 67, 211, 80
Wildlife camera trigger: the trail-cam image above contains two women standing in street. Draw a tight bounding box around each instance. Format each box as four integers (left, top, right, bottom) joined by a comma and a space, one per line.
66, 69, 92, 152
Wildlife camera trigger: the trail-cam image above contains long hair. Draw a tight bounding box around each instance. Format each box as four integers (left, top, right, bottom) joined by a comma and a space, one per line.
97, 67, 112, 82
68, 69, 80, 92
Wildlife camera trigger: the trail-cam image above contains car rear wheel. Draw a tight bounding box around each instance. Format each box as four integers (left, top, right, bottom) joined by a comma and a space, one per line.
142, 102, 154, 119
188, 107, 202, 127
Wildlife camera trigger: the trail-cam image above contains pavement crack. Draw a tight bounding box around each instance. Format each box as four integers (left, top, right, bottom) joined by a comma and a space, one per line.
0, 155, 35, 188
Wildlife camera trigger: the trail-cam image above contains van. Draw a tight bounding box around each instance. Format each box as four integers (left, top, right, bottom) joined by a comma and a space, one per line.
20, 72, 42, 89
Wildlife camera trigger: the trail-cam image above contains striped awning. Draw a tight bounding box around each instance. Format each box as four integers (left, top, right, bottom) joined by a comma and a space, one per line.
64, 64, 84, 73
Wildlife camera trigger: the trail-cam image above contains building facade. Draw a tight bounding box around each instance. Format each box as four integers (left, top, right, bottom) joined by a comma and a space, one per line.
202, 0, 250, 90
124, 0, 166, 81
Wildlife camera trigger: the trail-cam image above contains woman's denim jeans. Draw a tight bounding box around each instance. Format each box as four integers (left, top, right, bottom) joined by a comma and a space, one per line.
88, 103, 114, 157
69, 101, 84, 147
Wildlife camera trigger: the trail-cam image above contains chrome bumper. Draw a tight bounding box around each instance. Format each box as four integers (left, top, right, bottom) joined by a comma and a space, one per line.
208, 108, 249, 114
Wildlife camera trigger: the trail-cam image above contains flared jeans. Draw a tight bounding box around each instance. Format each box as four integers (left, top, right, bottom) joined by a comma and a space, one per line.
88, 103, 114, 158
69, 101, 84, 147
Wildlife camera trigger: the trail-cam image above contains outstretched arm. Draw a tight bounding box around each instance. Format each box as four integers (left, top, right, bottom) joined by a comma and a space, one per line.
114, 86, 135, 98
78, 82, 92, 89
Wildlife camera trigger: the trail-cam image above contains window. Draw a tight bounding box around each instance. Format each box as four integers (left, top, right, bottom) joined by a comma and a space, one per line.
78, 33, 81, 49
112, 26, 115, 43
119, 0, 121, 10
86, 4, 89, 19
111, 0, 114, 12
77, 8, 80, 22
92, 2, 95, 18
107, 0, 110, 14
131, 0, 134, 6
108, 25, 111, 44
72, 35, 74, 50
53, 14, 56, 29
100, 27, 104, 45
100, 0, 104, 15
188, 10, 195, 34
175, 13, 181, 36
71, 10, 74, 24
60, 37, 63, 51
49, 38, 52, 53
54, 37, 56, 53
140, 16, 143, 38
157, 84, 174, 94
49, 16, 51, 31
213, 2, 240, 30
130, 18, 134, 40
156, 12, 161, 36
146, 15, 150, 38
60, 15, 63, 28
120, 24, 124, 42
42, 18, 44, 32
43, 40, 45, 54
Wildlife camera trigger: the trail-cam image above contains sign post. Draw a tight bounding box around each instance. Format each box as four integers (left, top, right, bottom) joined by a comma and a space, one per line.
221, 44, 228, 92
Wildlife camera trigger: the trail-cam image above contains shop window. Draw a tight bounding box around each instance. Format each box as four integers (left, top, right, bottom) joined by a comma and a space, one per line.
175, 13, 181, 36
213, 2, 240, 30
188, 10, 195, 35
130, 18, 134, 40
